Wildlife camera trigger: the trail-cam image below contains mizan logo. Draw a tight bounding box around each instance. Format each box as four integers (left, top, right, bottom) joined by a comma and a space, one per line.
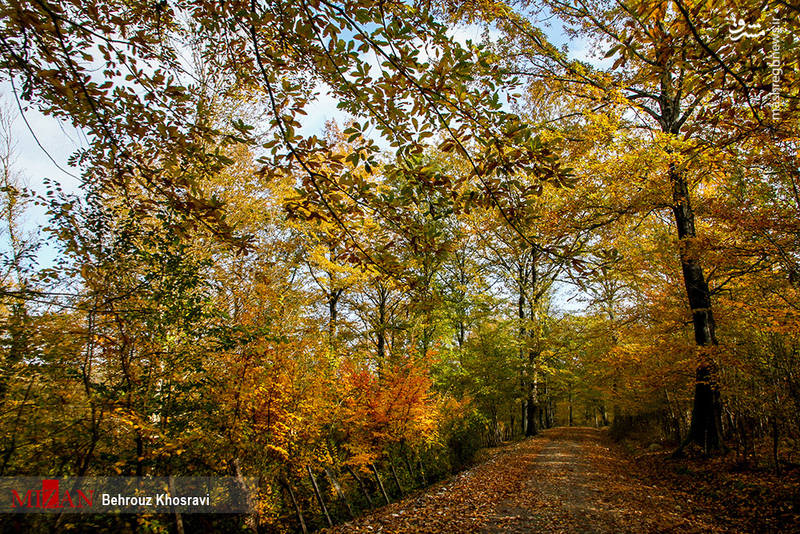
11, 479, 94, 509
2, 477, 247, 513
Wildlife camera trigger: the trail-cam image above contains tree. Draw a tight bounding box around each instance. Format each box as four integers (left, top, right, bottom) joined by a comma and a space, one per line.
0, 0, 567, 262
459, 0, 798, 453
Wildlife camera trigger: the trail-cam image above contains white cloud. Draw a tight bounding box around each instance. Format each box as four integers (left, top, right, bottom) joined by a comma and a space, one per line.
567, 36, 615, 70
298, 83, 349, 137
447, 23, 499, 46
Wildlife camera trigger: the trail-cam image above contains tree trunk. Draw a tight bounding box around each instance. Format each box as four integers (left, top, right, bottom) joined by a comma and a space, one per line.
370, 463, 390, 505
377, 285, 387, 363
670, 162, 723, 454
525, 249, 540, 438
771, 417, 780, 475
568, 388, 574, 426
526, 393, 539, 437
388, 456, 404, 495
281, 476, 308, 534
234, 459, 258, 532
324, 467, 354, 519
328, 287, 342, 347
168, 476, 185, 534
135, 432, 144, 477
307, 465, 333, 527
401, 448, 417, 486
344, 464, 373, 508
522, 400, 527, 435
518, 272, 528, 438
526, 355, 541, 437
539, 398, 545, 430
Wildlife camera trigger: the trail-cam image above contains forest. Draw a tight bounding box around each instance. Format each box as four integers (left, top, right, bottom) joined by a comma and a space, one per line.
0, 0, 798, 532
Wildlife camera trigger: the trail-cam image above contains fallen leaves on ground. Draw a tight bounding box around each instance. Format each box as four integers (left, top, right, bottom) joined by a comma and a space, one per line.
325, 427, 799, 533
324, 437, 547, 533
632, 443, 800, 533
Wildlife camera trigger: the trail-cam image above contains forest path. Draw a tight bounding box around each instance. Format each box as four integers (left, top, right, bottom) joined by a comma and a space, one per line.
329, 427, 720, 533
481, 427, 713, 533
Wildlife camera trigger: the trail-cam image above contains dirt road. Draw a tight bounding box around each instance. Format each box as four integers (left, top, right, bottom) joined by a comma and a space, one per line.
482, 427, 715, 533
328, 427, 720, 533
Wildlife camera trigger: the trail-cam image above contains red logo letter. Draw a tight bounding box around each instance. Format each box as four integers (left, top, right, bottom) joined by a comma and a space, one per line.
11, 490, 33, 508
42, 479, 60, 509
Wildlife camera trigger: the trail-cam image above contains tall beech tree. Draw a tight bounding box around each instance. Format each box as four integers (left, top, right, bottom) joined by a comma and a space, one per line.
459, 0, 799, 453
